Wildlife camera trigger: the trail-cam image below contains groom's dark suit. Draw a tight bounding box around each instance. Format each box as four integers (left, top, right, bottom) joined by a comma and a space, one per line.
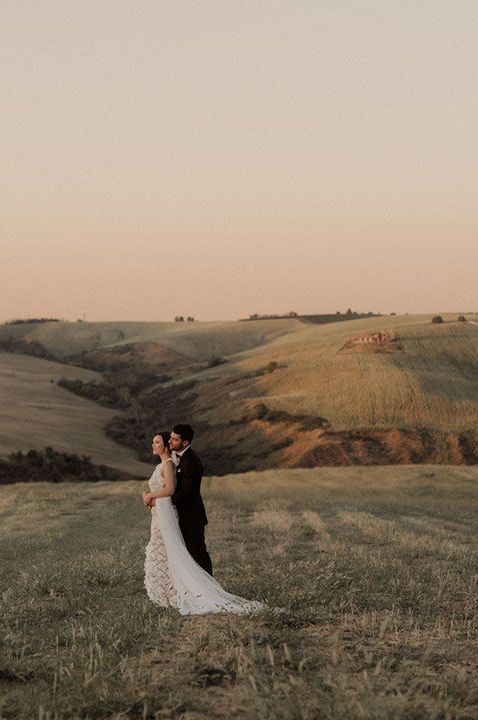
171, 447, 213, 576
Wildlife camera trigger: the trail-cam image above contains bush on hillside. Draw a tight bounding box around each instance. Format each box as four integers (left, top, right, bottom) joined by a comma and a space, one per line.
432, 316, 444, 324
57, 377, 128, 408
0, 338, 55, 360
458, 315, 466, 322
207, 356, 226, 367
245, 360, 286, 378
104, 380, 199, 462
0, 447, 123, 483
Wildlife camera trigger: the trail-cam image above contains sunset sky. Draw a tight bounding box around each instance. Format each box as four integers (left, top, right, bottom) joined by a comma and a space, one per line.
2, 1, 478, 322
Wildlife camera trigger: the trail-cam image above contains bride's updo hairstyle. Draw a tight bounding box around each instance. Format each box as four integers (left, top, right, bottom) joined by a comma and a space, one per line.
156, 431, 171, 451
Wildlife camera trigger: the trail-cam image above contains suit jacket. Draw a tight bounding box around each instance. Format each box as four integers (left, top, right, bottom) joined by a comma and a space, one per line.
171, 448, 208, 527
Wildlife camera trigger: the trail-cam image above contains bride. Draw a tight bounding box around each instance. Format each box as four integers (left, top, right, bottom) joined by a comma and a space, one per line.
143, 431, 264, 615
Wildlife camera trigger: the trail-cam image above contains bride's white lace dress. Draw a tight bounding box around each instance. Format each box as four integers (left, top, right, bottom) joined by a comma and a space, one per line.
144, 459, 264, 615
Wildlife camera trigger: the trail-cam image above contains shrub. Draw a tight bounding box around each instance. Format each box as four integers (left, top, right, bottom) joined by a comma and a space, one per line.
241, 403, 268, 421
432, 315, 444, 324
458, 315, 466, 322
0, 447, 123, 483
207, 356, 226, 368
0, 338, 54, 360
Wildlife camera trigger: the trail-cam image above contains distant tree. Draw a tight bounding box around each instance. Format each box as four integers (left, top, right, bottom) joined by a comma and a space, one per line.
458, 315, 466, 322
432, 315, 444, 324
186, 316, 195, 322
174, 316, 185, 322
287, 311, 298, 317
346, 308, 353, 315
391, 312, 396, 316
249, 313, 259, 320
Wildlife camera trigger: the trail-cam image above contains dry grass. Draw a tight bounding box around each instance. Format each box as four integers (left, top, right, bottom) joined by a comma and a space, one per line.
1, 465, 478, 719
0, 352, 149, 476
226, 314, 478, 434
0, 319, 301, 361
4, 314, 478, 473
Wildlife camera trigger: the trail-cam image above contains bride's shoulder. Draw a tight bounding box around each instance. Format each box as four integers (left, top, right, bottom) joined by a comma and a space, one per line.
159, 458, 176, 474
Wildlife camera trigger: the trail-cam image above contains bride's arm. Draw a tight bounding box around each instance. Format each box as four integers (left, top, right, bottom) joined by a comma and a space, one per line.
145, 462, 176, 501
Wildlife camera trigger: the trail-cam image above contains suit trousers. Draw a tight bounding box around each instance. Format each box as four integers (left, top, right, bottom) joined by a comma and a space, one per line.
178, 517, 213, 576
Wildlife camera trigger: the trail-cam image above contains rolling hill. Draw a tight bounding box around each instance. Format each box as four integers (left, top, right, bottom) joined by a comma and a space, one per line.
0, 352, 150, 476
2, 313, 478, 475
0, 318, 301, 360
184, 313, 478, 470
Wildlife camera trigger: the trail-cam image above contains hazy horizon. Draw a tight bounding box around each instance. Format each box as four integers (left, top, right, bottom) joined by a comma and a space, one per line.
2, 1, 478, 323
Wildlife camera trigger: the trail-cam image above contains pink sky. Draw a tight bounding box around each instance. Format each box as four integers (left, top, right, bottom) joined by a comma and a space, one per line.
2, 1, 478, 322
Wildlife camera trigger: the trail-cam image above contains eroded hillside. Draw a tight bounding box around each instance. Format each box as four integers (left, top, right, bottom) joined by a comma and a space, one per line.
2, 314, 478, 475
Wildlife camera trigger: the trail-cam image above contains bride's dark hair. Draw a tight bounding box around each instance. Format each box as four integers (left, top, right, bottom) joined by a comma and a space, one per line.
157, 431, 171, 450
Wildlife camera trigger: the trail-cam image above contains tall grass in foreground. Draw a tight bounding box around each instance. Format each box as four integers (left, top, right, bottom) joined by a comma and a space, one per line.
1, 466, 477, 719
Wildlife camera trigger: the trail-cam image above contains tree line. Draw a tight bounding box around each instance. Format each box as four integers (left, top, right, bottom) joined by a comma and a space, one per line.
4, 318, 61, 325
0, 447, 124, 484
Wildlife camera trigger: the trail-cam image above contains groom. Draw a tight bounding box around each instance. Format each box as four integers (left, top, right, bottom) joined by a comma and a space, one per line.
169, 424, 213, 576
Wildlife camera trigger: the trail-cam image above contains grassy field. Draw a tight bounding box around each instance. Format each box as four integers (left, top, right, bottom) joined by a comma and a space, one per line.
223, 313, 478, 432
0, 352, 149, 477
1, 466, 477, 719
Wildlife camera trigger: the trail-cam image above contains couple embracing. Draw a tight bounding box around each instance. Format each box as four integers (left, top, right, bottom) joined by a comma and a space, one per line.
143, 424, 263, 615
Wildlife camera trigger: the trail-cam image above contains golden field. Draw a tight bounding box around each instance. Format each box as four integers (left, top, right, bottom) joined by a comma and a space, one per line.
1, 465, 477, 719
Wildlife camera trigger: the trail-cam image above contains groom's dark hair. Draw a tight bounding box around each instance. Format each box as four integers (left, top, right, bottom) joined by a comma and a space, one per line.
173, 423, 194, 443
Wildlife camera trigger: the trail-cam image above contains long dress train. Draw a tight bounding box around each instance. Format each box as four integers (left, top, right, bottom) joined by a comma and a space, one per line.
144, 460, 264, 615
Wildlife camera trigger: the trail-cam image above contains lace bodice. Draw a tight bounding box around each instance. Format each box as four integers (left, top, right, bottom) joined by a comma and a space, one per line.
148, 464, 166, 492
148, 459, 175, 492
